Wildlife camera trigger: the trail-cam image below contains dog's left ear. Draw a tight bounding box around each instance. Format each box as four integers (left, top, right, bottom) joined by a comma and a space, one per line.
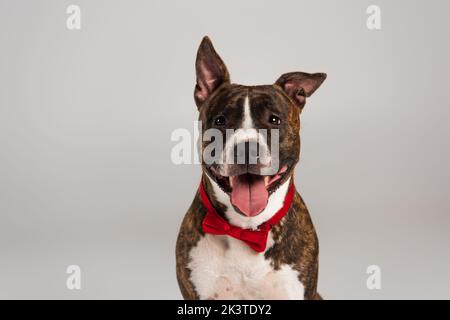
275, 72, 326, 108
194, 36, 230, 109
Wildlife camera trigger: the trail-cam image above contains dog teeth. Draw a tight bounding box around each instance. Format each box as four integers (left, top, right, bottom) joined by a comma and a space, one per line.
264, 176, 270, 187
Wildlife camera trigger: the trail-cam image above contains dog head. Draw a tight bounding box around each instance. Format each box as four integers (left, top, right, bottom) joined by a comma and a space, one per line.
195, 36, 326, 217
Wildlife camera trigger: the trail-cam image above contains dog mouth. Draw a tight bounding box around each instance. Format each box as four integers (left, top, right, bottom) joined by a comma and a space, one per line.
208, 165, 289, 217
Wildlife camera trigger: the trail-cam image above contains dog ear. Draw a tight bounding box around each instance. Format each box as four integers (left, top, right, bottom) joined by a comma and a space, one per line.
275, 72, 326, 108
194, 36, 230, 109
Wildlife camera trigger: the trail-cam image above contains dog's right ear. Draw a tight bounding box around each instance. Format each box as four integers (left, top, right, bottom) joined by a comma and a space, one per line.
194, 36, 230, 109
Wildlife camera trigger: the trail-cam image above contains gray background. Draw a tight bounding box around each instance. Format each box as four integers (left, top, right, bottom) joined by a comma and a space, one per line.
0, 0, 449, 299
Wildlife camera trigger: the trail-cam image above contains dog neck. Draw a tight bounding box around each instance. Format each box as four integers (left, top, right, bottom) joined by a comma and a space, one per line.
204, 173, 292, 230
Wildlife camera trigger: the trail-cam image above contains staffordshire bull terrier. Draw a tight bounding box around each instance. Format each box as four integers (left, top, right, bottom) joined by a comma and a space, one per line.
176, 36, 326, 300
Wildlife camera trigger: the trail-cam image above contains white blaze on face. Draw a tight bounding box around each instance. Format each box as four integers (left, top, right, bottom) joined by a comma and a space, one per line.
242, 96, 253, 129
221, 95, 271, 172
214, 94, 283, 218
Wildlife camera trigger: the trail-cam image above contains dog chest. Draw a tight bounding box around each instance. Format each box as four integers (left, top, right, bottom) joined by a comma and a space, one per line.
187, 233, 304, 300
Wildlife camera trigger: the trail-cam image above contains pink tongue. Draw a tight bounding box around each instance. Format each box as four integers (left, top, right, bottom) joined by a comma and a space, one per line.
230, 175, 269, 217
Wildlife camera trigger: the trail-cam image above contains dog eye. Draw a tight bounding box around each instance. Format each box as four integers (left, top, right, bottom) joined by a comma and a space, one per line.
269, 115, 281, 125
214, 116, 226, 126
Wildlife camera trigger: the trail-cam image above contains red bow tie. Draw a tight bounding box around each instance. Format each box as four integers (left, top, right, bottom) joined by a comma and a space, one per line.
200, 179, 295, 253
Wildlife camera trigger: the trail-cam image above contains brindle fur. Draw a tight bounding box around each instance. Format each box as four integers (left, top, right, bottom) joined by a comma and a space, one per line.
176, 36, 326, 300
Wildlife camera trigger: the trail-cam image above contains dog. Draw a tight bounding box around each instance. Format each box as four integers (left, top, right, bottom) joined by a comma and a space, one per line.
176, 36, 326, 300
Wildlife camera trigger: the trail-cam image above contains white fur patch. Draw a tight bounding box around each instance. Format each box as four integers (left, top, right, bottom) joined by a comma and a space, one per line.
242, 95, 253, 129
219, 95, 272, 176
188, 233, 304, 300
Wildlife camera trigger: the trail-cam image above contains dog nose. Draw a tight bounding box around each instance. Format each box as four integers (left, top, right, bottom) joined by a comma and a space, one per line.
234, 141, 260, 165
